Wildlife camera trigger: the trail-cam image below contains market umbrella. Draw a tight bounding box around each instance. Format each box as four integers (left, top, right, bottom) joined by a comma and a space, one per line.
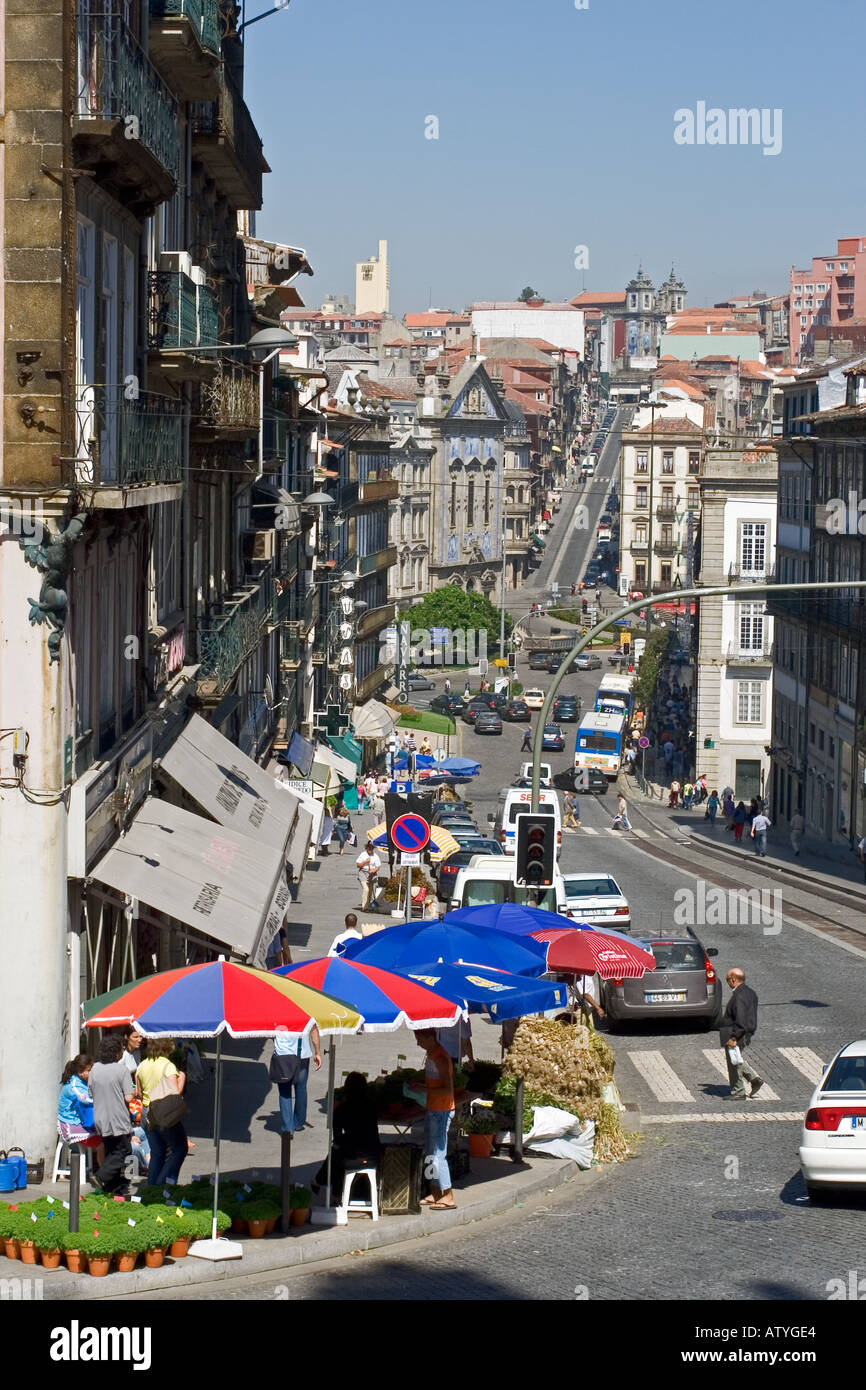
439, 756, 481, 774
394, 961, 568, 1021
441, 903, 655, 976
85, 959, 362, 1256
363, 821, 460, 863
340, 919, 549, 977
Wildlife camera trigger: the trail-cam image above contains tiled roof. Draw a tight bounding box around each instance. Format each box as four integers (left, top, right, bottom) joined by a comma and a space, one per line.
654, 378, 707, 400
569, 291, 627, 306
405, 312, 453, 327
635, 415, 702, 434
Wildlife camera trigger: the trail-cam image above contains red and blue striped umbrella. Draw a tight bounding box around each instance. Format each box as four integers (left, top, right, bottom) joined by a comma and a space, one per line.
84, 959, 363, 1038
273, 957, 462, 1033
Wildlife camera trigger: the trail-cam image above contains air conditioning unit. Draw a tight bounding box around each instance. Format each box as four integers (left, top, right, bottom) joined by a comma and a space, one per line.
158, 251, 193, 278
244, 529, 275, 561
189, 264, 207, 287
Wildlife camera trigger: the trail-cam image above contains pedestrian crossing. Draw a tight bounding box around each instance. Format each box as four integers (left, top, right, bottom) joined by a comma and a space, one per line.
579, 826, 652, 838
620, 1043, 826, 1119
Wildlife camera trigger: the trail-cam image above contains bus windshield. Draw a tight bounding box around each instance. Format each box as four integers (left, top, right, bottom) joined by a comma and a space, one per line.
580, 732, 619, 751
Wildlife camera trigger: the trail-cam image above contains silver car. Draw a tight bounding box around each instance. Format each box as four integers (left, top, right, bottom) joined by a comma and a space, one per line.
602, 930, 723, 1030
575, 653, 602, 670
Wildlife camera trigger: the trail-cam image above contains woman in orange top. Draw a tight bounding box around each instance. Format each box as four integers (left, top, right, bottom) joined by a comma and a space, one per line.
414, 1029, 456, 1210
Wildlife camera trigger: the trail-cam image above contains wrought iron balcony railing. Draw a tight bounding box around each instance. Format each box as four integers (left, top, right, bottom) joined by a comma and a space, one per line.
148, 270, 219, 351
197, 560, 273, 692
191, 68, 268, 210
725, 643, 774, 665
194, 360, 259, 435
151, 0, 221, 54
72, 385, 184, 487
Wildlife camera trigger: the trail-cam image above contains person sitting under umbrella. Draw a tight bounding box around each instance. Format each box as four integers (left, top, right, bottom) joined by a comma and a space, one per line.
312, 1072, 381, 1202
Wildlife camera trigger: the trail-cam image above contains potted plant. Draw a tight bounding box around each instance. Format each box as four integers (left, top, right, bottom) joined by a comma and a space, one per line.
243, 1199, 280, 1238
34, 1219, 63, 1270
114, 1224, 150, 1273
59, 1228, 88, 1274
137, 1217, 171, 1268
289, 1185, 312, 1227
74, 1230, 116, 1278
463, 1109, 500, 1157
166, 1214, 192, 1259
16, 1211, 39, 1265
0, 1205, 21, 1261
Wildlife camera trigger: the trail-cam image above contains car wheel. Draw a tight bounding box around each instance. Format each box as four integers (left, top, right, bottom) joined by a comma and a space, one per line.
805, 1184, 832, 1205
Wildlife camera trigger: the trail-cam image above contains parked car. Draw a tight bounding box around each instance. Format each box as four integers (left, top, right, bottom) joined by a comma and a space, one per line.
541, 724, 565, 752
523, 688, 545, 710
799, 1040, 866, 1200
552, 766, 608, 794
602, 929, 723, 1030
553, 695, 578, 722
436, 842, 504, 901
430, 693, 465, 714
528, 651, 550, 671
407, 674, 435, 691
501, 699, 531, 722
462, 696, 497, 724
575, 653, 602, 671
561, 873, 631, 928
474, 710, 504, 735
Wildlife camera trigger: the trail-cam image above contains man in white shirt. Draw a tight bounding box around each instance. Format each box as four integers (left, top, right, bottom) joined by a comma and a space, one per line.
751, 811, 771, 857
272, 1025, 322, 1134
356, 843, 382, 910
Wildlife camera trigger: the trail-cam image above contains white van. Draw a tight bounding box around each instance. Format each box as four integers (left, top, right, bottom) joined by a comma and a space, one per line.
491, 787, 562, 857
520, 762, 552, 786
451, 854, 568, 915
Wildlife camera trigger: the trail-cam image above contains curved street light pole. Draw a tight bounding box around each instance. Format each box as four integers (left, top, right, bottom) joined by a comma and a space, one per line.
530, 579, 866, 813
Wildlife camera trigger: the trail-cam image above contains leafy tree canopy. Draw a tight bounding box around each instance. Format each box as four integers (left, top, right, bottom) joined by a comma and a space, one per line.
517, 286, 541, 302
405, 587, 512, 639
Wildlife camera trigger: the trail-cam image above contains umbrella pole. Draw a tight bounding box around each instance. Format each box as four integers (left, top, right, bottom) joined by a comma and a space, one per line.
325, 1040, 336, 1202
211, 1031, 222, 1242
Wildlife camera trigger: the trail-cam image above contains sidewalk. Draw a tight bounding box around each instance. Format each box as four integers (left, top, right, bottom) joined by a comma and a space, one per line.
6, 803, 590, 1299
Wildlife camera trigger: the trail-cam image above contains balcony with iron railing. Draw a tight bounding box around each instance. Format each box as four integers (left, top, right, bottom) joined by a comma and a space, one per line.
728, 563, 771, 583
149, 0, 222, 99
656, 502, 678, 519
630, 538, 649, 552
191, 361, 259, 440
358, 544, 398, 577
148, 270, 219, 356
73, 9, 179, 214
726, 643, 774, 666
71, 385, 184, 491
196, 560, 274, 696
191, 68, 269, 211
654, 538, 678, 556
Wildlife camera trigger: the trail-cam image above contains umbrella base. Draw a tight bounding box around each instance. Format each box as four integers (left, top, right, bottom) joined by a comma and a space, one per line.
188, 1237, 244, 1262
310, 1206, 339, 1226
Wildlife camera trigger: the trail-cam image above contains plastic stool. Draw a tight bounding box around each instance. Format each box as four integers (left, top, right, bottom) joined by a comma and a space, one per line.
335, 1166, 379, 1224
52, 1138, 90, 1185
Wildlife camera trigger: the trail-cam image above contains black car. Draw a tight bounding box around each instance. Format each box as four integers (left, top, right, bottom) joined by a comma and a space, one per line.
501, 699, 531, 721
436, 842, 504, 900
552, 766, 608, 794
474, 711, 503, 735
553, 695, 578, 722
430, 693, 465, 714
461, 696, 497, 724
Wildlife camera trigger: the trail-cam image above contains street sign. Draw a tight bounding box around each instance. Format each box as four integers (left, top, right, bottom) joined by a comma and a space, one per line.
400, 852, 421, 867
493, 657, 508, 667
390, 812, 431, 853
638, 736, 650, 749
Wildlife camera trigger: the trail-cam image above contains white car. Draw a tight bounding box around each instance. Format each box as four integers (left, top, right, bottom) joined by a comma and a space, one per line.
524, 688, 545, 710
799, 1039, 866, 1200
561, 873, 631, 928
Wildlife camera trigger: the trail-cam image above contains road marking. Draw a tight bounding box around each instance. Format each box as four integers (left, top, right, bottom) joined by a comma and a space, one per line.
631, 828, 650, 839
701, 1049, 780, 1100
628, 1050, 694, 1102
642, 1112, 802, 1124
779, 1047, 825, 1085
581, 827, 600, 836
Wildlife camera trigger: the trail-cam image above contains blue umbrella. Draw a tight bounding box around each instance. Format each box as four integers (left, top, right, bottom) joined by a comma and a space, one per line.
442, 902, 648, 950
440, 756, 481, 774
393, 961, 567, 1021
340, 919, 549, 977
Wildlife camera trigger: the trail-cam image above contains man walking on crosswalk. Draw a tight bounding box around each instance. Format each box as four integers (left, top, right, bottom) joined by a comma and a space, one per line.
721, 968, 763, 1100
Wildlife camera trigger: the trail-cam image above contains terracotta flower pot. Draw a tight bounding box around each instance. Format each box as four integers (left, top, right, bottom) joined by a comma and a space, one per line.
264, 1217, 277, 1234
64, 1249, 86, 1274
144, 1248, 165, 1269
290, 1208, 310, 1227
169, 1236, 191, 1258
19, 1241, 37, 1265
231, 1216, 248, 1234
246, 1219, 267, 1239
467, 1133, 495, 1158
88, 1255, 112, 1278
39, 1249, 62, 1269
115, 1251, 138, 1273
3, 1237, 20, 1261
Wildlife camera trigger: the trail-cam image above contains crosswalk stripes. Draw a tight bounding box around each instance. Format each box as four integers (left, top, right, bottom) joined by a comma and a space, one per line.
628, 1050, 695, 1102
778, 1047, 825, 1086
581, 826, 600, 835
701, 1048, 780, 1100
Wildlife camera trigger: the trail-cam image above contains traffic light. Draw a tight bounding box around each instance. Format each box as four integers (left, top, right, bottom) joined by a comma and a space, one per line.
515, 813, 555, 888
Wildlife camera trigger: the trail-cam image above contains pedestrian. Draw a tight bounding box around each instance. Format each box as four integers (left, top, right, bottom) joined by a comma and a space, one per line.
663, 739, 674, 766
444, 677, 451, 695
414, 1029, 456, 1210
312, 1071, 381, 1201
697, 775, 708, 803
790, 811, 805, 857
668, 779, 680, 809
721, 968, 763, 1101
135, 1038, 188, 1186
751, 808, 771, 857
120, 1026, 142, 1081
706, 789, 720, 825
333, 801, 354, 855
420, 736, 432, 756
722, 791, 735, 826
356, 840, 382, 910
683, 780, 694, 810
563, 792, 581, 830
88, 1035, 135, 1195
464, 679, 471, 698
270, 1023, 322, 1135
595, 588, 602, 604
722, 785, 734, 803
616, 792, 631, 830
57, 1054, 104, 1166
858, 835, 866, 884
520, 727, 532, 752
364, 771, 377, 802
733, 801, 747, 841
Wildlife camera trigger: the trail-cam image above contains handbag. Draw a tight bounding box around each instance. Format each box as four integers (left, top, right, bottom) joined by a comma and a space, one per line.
148, 1064, 188, 1130
347, 830, 358, 847
269, 1050, 302, 1084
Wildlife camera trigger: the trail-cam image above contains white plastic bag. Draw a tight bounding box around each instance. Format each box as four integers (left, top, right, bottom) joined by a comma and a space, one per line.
728, 1044, 742, 1065
524, 1106, 595, 1168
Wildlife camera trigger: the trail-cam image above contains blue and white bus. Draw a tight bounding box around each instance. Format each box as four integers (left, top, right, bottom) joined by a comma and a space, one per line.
594, 675, 634, 724
575, 711, 626, 779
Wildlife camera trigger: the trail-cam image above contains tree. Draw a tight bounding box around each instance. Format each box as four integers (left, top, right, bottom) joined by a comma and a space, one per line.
517, 287, 541, 302
404, 587, 512, 642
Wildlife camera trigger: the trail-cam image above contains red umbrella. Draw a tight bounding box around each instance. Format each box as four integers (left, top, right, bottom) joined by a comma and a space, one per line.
529, 928, 656, 979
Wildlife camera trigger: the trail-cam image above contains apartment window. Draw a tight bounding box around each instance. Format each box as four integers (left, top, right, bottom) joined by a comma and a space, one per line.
688, 452, 700, 473
660, 563, 672, 585
738, 602, 764, 651
467, 478, 475, 525
636, 451, 648, 473
483, 477, 490, 524
809, 722, 816, 744
739, 521, 767, 575
122, 248, 135, 381
817, 283, 827, 292
635, 485, 647, 508
805, 284, 813, 292
634, 523, 647, 545
840, 262, 849, 272
635, 563, 646, 586
687, 486, 699, 510
662, 451, 674, 473
826, 262, 834, 270
737, 680, 763, 723
829, 736, 835, 759
660, 523, 673, 546
450, 480, 457, 528
661, 486, 674, 511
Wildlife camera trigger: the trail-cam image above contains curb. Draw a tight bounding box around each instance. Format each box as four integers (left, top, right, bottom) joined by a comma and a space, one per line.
30, 1157, 590, 1301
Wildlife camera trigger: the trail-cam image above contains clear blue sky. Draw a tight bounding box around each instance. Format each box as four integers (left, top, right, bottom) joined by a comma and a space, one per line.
245, 0, 866, 315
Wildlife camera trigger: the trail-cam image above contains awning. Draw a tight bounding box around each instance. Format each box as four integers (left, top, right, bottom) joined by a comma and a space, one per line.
286, 730, 315, 777
352, 699, 399, 742
159, 713, 302, 855
90, 799, 290, 966
313, 743, 358, 783
326, 732, 363, 770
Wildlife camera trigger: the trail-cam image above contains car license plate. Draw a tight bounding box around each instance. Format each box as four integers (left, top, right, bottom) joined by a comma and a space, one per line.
851, 1117, 866, 1129
645, 991, 687, 1003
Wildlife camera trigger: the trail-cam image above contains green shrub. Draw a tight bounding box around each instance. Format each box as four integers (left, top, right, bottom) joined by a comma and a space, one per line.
289, 1185, 312, 1210
67, 1229, 121, 1258
242, 1198, 281, 1222
461, 1110, 500, 1135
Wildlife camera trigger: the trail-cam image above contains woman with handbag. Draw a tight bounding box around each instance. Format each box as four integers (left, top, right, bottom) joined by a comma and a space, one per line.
333, 801, 354, 856
135, 1038, 189, 1186
57, 1054, 104, 1167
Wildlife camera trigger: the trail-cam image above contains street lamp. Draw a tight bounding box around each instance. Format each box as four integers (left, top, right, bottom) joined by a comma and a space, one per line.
248, 328, 300, 476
